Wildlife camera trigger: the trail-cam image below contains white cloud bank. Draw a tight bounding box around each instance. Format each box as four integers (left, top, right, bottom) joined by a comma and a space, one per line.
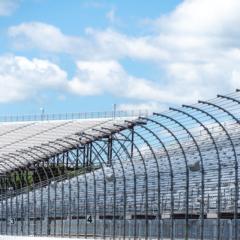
0, 55, 67, 102
0, 55, 168, 104
8, 22, 88, 55
69, 60, 183, 102
5, 0, 240, 108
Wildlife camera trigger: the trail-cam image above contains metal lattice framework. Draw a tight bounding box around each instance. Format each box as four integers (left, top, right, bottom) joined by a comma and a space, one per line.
1, 91, 240, 239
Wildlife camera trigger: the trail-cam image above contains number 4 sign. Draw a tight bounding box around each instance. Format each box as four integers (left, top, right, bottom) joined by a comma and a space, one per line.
87, 215, 93, 224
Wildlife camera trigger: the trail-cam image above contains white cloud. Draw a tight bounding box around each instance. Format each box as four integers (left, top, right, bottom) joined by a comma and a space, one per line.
68, 60, 179, 102
0, 0, 18, 16
0, 55, 169, 104
155, 0, 240, 37
8, 22, 89, 55
85, 28, 169, 61
7, 0, 240, 106
8, 22, 169, 61
67, 60, 199, 103
0, 55, 68, 102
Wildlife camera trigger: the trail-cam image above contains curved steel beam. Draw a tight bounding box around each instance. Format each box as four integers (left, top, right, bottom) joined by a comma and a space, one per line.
134, 123, 162, 239
93, 128, 133, 239
198, 100, 239, 240
78, 133, 108, 239
104, 126, 139, 239
182, 104, 223, 240
112, 125, 149, 240
130, 125, 162, 239
217, 94, 240, 105
139, 116, 174, 239
160, 110, 206, 240
153, 112, 190, 240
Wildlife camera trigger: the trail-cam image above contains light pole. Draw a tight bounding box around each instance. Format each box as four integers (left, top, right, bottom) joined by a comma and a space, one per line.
40, 107, 45, 121
113, 104, 116, 119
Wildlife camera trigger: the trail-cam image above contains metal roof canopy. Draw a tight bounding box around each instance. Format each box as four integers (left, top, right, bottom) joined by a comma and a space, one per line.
0, 117, 142, 173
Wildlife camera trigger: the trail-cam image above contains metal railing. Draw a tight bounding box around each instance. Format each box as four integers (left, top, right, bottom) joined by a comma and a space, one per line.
0, 110, 148, 123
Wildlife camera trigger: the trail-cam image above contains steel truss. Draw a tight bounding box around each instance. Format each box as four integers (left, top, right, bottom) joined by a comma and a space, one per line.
0, 91, 240, 239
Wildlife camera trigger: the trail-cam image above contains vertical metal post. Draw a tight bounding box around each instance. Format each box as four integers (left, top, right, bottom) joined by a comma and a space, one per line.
9, 186, 13, 235
66, 151, 69, 169
33, 176, 36, 236
108, 136, 113, 167
108, 135, 116, 239
54, 158, 57, 237
68, 152, 72, 237
40, 177, 43, 236
26, 170, 30, 236
10, 179, 13, 236
92, 145, 97, 239
15, 174, 19, 235
20, 173, 24, 235
13, 172, 17, 235
33, 168, 36, 236
84, 145, 89, 238
5, 177, 8, 235
0, 178, 3, 235
46, 161, 51, 236
130, 127, 137, 239
122, 161, 127, 240
103, 155, 107, 239
76, 148, 80, 237
61, 153, 65, 237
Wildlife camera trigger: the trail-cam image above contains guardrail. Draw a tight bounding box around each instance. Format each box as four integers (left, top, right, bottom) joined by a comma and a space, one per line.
0, 110, 148, 122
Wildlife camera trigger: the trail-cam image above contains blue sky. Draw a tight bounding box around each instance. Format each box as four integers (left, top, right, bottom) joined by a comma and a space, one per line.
0, 0, 240, 116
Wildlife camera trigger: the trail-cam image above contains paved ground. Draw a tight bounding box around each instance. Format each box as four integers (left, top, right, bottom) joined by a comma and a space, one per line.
0, 237, 193, 240
0, 237, 177, 240
0, 237, 92, 240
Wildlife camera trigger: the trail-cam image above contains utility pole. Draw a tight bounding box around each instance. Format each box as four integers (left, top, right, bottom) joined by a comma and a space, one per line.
113, 104, 117, 119
40, 107, 45, 121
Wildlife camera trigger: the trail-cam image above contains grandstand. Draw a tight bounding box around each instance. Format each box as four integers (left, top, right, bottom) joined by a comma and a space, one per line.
0, 91, 240, 239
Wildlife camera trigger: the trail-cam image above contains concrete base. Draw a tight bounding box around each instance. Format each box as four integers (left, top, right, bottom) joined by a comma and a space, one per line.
0, 237, 198, 240
0, 237, 90, 240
